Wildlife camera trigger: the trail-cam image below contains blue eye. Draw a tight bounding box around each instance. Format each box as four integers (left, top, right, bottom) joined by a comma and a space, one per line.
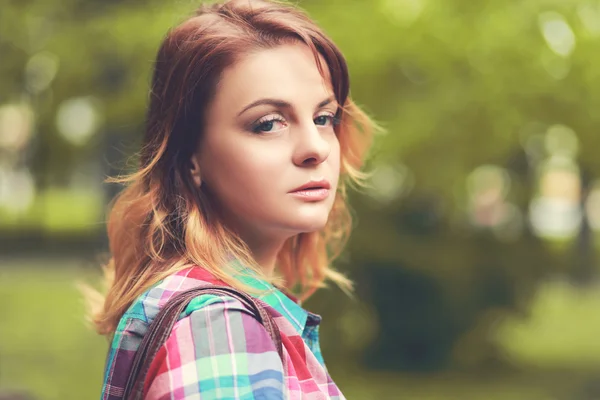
257, 120, 275, 132
251, 116, 287, 134
314, 115, 330, 126
314, 113, 340, 127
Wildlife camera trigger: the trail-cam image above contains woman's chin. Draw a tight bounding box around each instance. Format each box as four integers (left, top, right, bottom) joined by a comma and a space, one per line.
292, 215, 330, 233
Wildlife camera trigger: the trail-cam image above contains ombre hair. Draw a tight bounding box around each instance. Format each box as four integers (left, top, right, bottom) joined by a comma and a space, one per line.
89, 0, 376, 336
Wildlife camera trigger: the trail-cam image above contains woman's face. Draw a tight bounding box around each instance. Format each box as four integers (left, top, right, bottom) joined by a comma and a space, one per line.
194, 43, 340, 244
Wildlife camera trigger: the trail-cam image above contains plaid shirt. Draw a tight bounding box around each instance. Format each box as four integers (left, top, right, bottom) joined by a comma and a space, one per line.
100, 263, 346, 399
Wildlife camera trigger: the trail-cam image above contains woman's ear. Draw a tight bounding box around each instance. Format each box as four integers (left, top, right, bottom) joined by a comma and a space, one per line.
190, 155, 202, 187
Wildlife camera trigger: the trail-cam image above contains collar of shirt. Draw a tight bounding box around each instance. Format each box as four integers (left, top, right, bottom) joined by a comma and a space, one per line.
227, 258, 322, 336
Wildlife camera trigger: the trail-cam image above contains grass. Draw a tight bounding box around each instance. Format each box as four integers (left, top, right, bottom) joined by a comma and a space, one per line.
495, 278, 600, 368
0, 260, 106, 399
1, 257, 600, 399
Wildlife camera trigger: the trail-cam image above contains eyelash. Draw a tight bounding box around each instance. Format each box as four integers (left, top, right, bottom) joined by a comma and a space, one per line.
250, 112, 341, 134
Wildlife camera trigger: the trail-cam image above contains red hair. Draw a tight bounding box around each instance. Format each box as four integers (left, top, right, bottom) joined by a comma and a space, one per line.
87, 0, 376, 336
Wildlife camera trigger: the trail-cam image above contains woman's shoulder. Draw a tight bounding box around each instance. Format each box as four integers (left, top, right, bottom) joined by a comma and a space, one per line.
118, 265, 238, 329
102, 267, 285, 399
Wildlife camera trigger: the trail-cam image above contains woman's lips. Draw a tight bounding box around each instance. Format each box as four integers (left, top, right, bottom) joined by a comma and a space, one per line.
288, 187, 330, 201
289, 179, 331, 193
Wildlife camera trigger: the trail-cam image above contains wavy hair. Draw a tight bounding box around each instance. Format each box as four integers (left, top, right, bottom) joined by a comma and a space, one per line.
88, 0, 376, 336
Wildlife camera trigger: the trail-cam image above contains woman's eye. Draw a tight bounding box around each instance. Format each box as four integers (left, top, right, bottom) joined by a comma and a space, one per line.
251, 116, 287, 134
314, 113, 339, 127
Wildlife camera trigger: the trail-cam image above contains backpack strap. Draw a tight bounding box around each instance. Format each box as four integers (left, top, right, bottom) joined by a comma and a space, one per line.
122, 285, 283, 400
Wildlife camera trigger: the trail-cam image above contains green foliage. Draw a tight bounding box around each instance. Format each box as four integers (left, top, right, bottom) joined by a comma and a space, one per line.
2, 0, 600, 376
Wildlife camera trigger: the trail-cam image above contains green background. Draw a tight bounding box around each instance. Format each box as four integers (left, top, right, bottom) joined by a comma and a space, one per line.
2, 0, 600, 398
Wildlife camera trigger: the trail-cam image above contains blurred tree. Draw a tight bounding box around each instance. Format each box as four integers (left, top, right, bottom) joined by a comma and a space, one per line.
2, 0, 600, 371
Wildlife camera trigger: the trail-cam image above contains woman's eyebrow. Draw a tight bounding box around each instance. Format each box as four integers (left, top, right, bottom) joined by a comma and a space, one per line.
237, 96, 336, 117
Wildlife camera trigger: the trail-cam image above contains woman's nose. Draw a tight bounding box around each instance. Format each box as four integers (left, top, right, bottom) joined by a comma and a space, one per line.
292, 122, 332, 167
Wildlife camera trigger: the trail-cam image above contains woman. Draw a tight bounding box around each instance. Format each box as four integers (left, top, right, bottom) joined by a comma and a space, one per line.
92, 0, 375, 398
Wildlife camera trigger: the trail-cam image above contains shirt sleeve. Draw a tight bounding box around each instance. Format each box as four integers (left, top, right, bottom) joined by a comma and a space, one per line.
143, 295, 286, 400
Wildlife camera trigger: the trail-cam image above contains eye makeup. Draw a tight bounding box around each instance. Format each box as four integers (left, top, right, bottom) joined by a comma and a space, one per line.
250, 114, 288, 134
